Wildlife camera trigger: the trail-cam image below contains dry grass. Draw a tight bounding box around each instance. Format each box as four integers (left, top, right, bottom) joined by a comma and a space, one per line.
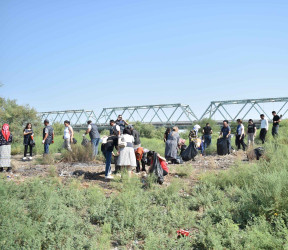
62, 144, 94, 162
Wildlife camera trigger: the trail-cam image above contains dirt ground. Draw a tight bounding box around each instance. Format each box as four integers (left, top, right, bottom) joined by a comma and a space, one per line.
5, 151, 249, 193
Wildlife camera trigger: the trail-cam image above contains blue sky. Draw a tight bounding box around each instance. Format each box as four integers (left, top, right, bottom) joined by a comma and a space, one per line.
1, 0, 287, 119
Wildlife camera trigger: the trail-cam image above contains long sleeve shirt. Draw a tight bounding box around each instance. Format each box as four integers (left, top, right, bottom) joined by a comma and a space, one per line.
260, 118, 269, 130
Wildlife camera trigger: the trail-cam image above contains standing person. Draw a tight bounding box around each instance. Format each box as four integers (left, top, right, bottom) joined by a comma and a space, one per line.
260, 114, 269, 144
129, 125, 141, 149
164, 128, 171, 142
165, 126, 180, 163
0, 124, 13, 172
109, 120, 120, 136
247, 119, 257, 146
272, 111, 281, 137
23, 123, 34, 160
42, 119, 54, 155
202, 123, 213, 148
117, 128, 137, 177
116, 115, 129, 135
63, 120, 73, 151
235, 119, 246, 151
84, 120, 100, 157
104, 134, 118, 179
219, 120, 231, 154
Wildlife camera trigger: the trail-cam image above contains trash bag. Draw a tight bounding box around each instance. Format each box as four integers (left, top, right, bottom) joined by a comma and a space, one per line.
254, 147, 265, 160
217, 138, 229, 155
180, 144, 187, 155
173, 155, 183, 164
181, 142, 198, 161
81, 137, 90, 147
149, 152, 164, 184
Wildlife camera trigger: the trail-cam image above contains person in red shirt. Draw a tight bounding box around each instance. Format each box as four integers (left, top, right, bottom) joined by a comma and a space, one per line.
147, 151, 169, 176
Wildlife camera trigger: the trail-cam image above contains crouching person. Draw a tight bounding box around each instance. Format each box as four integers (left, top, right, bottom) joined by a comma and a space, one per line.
103, 134, 118, 179
0, 124, 13, 172
147, 151, 169, 176
135, 147, 149, 172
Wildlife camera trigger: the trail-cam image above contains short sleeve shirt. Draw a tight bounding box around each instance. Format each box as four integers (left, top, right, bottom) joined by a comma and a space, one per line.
247, 124, 256, 133
203, 126, 212, 135
221, 126, 231, 138
273, 115, 280, 126
105, 135, 118, 152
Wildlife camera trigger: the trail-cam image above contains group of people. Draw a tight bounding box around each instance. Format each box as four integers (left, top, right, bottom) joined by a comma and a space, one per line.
0, 111, 282, 176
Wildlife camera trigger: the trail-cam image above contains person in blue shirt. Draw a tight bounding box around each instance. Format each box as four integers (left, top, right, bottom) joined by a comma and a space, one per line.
219, 120, 232, 154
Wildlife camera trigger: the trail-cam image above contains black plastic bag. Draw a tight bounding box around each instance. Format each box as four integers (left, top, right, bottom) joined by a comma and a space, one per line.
217, 138, 229, 155
81, 138, 90, 147
254, 147, 265, 160
181, 142, 198, 161
149, 152, 164, 184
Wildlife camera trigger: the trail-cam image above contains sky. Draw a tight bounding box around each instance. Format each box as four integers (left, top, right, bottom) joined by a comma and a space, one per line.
1, 0, 288, 120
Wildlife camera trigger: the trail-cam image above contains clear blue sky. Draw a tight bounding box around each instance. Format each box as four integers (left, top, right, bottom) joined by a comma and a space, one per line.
1, 0, 287, 119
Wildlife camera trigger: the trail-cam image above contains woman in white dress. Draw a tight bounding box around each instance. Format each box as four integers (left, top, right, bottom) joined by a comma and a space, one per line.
117, 128, 137, 176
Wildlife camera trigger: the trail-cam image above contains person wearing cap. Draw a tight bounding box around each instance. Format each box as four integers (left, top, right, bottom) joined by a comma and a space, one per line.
128, 125, 141, 149
84, 120, 100, 157
42, 119, 54, 154
260, 114, 269, 144
116, 115, 129, 134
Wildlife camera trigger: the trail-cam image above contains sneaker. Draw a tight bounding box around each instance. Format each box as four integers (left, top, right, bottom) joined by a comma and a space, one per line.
28, 157, 33, 160
105, 175, 114, 179
22, 157, 27, 161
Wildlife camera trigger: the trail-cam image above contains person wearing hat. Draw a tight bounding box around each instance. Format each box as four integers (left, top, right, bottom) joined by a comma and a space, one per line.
42, 119, 54, 155
115, 115, 129, 135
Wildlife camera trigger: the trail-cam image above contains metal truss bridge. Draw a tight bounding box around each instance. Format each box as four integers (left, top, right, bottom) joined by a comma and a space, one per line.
39, 97, 288, 130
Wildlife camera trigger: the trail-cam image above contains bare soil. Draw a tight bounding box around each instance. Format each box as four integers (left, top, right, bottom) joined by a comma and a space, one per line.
5, 151, 249, 192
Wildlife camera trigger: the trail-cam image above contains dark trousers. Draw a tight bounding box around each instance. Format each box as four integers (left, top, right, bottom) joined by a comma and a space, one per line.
136, 159, 146, 172
272, 125, 279, 137
235, 135, 245, 151
44, 143, 50, 154
24, 145, 33, 157
203, 135, 211, 149
260, 128, 267, 144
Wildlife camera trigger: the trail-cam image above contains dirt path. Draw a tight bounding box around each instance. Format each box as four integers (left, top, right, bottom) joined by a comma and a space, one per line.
5, 151, 248, 191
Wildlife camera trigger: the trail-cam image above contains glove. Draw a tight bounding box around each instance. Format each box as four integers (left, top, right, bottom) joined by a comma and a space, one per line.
82, 134, 86, 137
42, 140, 45, 144
52, 140, 54, 144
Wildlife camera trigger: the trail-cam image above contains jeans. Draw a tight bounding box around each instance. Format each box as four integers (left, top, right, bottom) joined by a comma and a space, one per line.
24, 145, 33, 157
260, 128, 267, 144
44, 143, 49, 154
227, 137, 232, 153
91, 138, 100, 157
272, 125, 279, 137
203, 135, 211, 149
105, 151, 112, 177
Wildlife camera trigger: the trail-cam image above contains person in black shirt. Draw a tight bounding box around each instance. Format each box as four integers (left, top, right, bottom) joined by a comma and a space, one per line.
202, 123, 213, 149
104, 135, 118, 179
272, 111, 281, 137
246, 119, 257, 146
23, 123, 34, 160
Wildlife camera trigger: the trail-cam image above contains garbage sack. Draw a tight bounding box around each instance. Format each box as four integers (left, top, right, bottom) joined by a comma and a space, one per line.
254, 147, 265, 160
174, 155, 183, 164
81, 137, 90, 147
181, 142, 198, 161
217, 138, 229, 155
149, 152, 164, 184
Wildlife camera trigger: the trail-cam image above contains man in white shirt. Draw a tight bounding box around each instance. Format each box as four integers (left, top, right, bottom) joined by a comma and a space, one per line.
260, 114, 269, 144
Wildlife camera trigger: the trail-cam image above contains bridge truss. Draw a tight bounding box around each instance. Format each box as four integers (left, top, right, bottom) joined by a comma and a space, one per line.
39, 110, 97, 126
200, 97, 288, 122
96, 103, 198, 126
